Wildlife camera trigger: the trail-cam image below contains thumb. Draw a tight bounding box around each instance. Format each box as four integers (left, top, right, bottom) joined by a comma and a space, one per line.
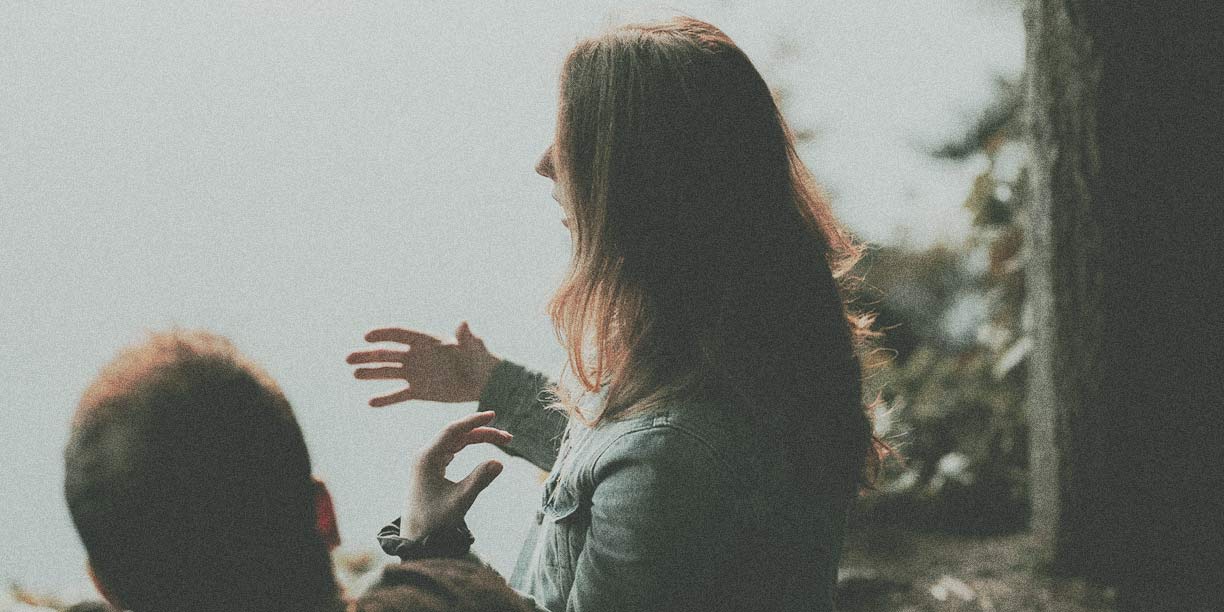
456, 459, 504, 509
456, 321, 485, 351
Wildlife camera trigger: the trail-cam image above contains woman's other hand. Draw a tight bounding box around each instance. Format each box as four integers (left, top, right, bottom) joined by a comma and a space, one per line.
347, 321, 502, 407
403, 411, 512, 539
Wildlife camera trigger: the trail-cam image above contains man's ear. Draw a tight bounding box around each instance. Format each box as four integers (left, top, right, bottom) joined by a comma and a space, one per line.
86, 561, 122, 610
313, 477, 341, 551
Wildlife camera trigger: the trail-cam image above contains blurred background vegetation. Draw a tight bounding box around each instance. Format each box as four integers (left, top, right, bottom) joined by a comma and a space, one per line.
832, 79, 1116, 611
852, 77, 1030, 536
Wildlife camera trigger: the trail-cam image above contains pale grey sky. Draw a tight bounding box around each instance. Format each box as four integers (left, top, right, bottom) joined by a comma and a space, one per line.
0, 0, 1022, 597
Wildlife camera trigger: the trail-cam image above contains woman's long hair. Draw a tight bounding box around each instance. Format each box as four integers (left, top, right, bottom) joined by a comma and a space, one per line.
546, 17, 887, 491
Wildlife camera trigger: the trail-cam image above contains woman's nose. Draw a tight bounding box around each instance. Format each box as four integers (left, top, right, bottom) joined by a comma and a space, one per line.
535, 144, 555, 179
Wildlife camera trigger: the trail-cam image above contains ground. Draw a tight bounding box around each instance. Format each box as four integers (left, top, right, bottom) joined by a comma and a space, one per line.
837, 527, 1118, 612
6, 526, 1119, 612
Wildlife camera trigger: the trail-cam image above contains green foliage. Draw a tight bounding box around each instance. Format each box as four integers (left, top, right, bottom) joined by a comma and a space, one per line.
855, 78, 1031, 534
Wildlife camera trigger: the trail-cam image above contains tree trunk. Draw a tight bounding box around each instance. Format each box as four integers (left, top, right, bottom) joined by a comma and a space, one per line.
1024, 1, 1223, 609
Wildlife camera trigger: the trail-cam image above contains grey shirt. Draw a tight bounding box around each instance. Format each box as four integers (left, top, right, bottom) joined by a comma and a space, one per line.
479, 359, 852, 612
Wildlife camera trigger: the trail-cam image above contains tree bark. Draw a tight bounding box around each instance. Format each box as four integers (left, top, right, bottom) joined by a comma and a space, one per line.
1025, 1, 1223, 609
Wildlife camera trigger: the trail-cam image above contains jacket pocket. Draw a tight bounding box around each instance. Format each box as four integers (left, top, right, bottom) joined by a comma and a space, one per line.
538, 477, 583, 577
541, 478, 581, 522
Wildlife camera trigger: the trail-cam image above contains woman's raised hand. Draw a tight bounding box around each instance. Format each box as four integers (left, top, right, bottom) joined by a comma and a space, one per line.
346, 322, 502, 407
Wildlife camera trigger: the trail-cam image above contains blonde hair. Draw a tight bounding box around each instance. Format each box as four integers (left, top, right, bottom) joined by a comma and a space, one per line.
545, 17, 887, 490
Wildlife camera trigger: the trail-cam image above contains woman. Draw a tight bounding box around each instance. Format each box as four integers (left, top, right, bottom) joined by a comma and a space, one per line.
348, 17, 884, 612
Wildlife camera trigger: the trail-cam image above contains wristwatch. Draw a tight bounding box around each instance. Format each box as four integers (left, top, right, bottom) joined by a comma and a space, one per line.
377, 517, 475, 560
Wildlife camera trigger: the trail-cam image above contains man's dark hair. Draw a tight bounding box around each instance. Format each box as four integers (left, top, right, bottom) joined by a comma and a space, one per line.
354, 560, 533, 612
64, 330, 340, 612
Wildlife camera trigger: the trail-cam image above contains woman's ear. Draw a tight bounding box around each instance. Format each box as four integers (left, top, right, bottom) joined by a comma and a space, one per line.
313, 477, 341, 551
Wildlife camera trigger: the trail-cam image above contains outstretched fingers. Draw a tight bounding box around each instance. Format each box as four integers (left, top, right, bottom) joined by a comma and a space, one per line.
353, 366, 404, 380
346, 349, 407, 365
455, 460, 505, 508
365, 327, 441, 346
349, 347, 412, 406
440, 411, 498, 442
458, 426, 514, 450
351, 328, 446, 408
419, 412, 511, 469
370, 387, 414, 408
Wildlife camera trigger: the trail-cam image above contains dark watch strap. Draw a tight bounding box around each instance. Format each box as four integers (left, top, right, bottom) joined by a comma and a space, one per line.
378, 517, 475, 560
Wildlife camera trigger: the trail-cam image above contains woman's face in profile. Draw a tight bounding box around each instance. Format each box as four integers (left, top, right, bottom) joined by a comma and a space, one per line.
535, 142, 572, 230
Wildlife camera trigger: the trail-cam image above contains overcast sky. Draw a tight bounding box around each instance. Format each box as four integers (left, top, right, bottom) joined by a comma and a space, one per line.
0, 0, 1023, 597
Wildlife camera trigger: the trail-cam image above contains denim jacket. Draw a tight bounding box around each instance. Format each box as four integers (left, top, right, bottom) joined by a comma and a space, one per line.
477, 360, 853, 612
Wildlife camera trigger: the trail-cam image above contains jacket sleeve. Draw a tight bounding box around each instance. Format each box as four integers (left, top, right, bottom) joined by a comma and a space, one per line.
564, 425, 743, 612
477, 359, 570, 472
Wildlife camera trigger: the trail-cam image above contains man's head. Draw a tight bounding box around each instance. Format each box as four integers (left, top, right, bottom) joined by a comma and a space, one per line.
64, 330, 340, 612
